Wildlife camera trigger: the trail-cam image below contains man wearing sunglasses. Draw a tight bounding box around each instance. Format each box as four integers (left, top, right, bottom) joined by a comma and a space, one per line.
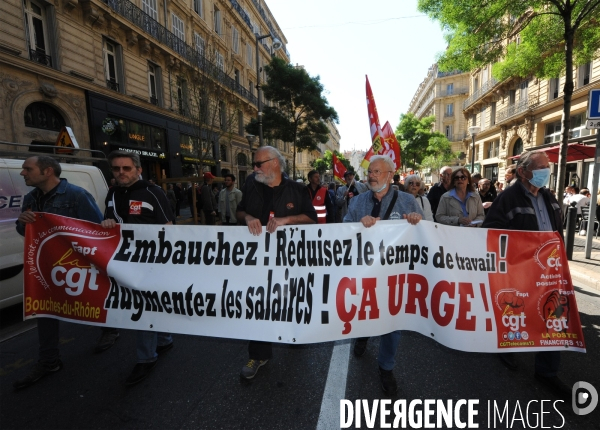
96, 150, 175, 385
426, 166, 453, 222
343, 155, 423, 395
483, 150, 568, 398
236, 146, 317, 379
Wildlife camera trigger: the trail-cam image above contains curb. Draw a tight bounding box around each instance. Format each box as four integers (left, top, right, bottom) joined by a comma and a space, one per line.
569, 268, 600, 292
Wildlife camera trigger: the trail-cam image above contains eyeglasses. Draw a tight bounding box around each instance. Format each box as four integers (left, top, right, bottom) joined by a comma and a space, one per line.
454, 175, 467, 181
407, 181, 421, 186
111, 166, 134, 172
367, 169, 392, 176
252, 158, 274, 168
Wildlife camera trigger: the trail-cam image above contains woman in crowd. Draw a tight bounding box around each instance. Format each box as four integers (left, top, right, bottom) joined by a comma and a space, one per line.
436, 168, 485, 227
404, 173, 433, 221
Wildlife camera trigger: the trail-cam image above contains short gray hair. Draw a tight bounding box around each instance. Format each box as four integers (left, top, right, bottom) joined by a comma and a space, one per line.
440, 165, 452, 174
108, 150, 141, 168
404, 173, 423, 186
257, 146, 286, 173
370, 155, 395, 172
31, 156, 61, 177
516, 150, 548, 177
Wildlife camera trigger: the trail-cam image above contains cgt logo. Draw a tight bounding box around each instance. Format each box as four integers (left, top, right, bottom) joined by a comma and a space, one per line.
546, 249, 561, 270
533, 239, 562, 271
129, 200, 143, 215
572, 381, 598, 415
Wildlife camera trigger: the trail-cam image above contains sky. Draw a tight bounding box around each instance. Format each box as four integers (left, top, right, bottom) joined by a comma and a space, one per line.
266, 0, 448, 152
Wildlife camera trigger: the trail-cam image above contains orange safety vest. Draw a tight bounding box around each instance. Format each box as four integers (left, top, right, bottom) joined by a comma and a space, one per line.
311, 186, 328, 224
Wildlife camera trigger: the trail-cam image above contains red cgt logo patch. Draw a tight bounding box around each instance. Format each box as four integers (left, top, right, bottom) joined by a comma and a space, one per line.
286, 202, 295, 210
129, 200, 143, 215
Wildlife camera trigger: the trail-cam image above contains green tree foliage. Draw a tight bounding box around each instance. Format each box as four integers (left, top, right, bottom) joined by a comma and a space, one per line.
311, 150, 354, 176
418, 0, 600, 198
396, 113, 452, 170
421, 135, 460, 173
246, 57, 338, 179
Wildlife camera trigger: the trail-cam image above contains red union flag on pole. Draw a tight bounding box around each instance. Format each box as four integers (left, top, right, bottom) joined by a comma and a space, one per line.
361, 121, 402, 172
363, 76, 384, 168
332, 153, 347, 183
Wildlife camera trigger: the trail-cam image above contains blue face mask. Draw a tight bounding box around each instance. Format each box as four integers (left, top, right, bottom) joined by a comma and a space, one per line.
528, 168, 550, 188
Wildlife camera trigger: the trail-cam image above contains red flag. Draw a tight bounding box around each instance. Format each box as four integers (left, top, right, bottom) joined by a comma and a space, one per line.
332, 153, 347, 184
380, 122, 402, 171
363, 76, 385, 169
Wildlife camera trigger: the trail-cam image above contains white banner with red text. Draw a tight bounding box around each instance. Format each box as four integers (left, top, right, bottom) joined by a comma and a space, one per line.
23, 213, 585, 353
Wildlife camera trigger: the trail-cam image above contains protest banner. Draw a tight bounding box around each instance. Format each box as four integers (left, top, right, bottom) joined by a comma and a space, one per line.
23, 213, 585, 353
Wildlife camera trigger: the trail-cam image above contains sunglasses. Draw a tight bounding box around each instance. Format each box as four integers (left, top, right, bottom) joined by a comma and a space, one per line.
454, 175, 467, 181
407, 181, 421, 186
252, 158, 274, 168
111, 166, 135, 172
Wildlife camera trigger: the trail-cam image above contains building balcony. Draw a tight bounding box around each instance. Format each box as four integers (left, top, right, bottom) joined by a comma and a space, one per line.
496, 96, 539, 123
29, 49, 52, 67
106, 79, 119, 92
463, 78, 498, 110
101, 0, 257, 105
444, 112, 455, 118
439, 87, 468, 97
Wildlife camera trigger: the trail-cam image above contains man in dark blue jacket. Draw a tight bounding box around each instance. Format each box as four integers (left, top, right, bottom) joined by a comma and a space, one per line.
14, 156, 103, 390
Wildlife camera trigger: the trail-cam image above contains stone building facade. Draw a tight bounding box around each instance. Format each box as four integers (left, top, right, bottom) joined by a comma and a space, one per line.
0, 0, 290, 185
463, 60, 599, 187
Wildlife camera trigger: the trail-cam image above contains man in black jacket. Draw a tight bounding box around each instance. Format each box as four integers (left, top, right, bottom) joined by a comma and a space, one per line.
426, 166, 452, 221
96, 150, 174, 386
483, 150, 568, 398
236, 146, 317, 379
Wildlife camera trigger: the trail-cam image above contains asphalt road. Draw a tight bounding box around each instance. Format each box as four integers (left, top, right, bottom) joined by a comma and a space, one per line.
1, 284, 599, 430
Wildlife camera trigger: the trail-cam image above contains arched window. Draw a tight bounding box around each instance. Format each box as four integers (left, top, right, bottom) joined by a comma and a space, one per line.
512, 138, 523, 157
237, 152, 247, 166
24, 102, 65, 131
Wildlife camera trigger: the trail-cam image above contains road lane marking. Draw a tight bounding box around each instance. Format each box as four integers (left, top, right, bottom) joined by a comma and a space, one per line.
317, 339, 351, 430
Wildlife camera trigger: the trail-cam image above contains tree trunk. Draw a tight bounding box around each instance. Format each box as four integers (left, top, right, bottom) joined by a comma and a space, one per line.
555, 13, 575, 202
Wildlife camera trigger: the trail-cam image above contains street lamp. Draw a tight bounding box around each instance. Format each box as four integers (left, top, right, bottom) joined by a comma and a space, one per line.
468, 125, 481, 174
255, 33, 282, 147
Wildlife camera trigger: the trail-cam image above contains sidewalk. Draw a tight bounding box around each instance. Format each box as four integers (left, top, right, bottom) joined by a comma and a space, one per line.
568, 232, 600, 291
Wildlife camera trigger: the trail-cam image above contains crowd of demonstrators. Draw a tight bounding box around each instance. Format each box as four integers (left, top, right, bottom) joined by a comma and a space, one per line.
435, 168, 485, 227
343, 155, 423, 395
13, 156, 104, 390
218, 173, 243, 226
235, 146, 318, 379
15, 147, 588, 398
404, 173, 433, 221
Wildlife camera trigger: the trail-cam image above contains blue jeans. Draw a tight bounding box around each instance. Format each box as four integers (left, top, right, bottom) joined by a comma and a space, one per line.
377, 330, 402, 371
137, 331, 172, 363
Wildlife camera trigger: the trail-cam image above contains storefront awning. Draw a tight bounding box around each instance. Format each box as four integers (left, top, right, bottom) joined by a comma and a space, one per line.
511, 143, 596, 163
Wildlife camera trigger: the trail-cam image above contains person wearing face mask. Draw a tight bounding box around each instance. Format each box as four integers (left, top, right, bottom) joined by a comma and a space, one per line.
482, 150, 568, 398
343, 155, 423, 395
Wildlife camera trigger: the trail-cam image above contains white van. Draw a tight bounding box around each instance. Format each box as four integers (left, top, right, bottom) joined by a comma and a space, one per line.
0, 156, 109, 310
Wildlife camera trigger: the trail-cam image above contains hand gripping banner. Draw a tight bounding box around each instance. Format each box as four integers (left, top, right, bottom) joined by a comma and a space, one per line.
23, 213, 586, 353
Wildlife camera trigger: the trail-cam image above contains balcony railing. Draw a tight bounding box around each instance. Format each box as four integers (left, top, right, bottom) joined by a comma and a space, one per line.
445, 132, 468, 142
439, 87, 468, 97
150, 96, 158, 106
102, 0, 257, 105
29, 49, 52, 67
496, 96, 539, 123
106, 79, 119, 91
463, 78, 498, 110
444, 112, 455, 118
